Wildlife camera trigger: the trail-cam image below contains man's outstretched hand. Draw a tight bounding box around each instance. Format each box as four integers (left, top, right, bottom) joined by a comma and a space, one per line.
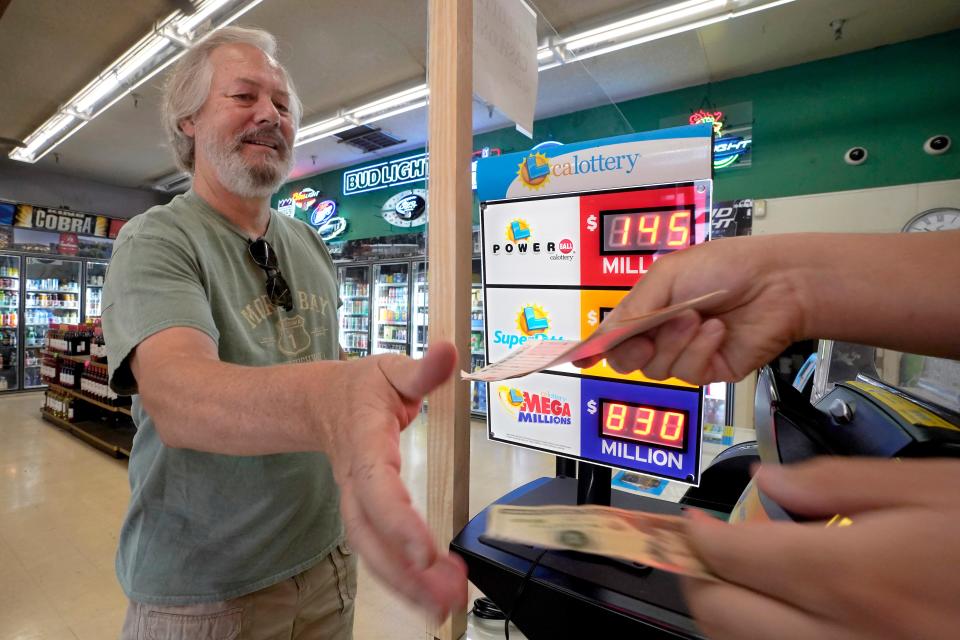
325, 342, 467, 621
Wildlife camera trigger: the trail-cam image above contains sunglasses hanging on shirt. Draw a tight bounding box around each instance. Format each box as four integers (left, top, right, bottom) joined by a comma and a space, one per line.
248, 237, 294, 312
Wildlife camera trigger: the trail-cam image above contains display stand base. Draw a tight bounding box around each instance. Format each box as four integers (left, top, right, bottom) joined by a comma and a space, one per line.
452, 476, 704, 639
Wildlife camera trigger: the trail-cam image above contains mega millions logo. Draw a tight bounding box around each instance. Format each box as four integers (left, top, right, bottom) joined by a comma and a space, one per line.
497, 386, 573, 425
517, 152, 551, 190
493, 303, 566, 349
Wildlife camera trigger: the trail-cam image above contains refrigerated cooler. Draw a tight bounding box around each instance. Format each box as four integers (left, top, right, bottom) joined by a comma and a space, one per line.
23, 257, 82, 389
0, 254, 20, 391
411, 261, 428, 359
84, 260, 108, 321
372, 262, 410, 356
470, 278, 487, 415
336, 256, 489, 412
338, 265, 371, 358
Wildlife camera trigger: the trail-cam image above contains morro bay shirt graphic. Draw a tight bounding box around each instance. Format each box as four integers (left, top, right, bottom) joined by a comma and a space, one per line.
242, 289, 336, 358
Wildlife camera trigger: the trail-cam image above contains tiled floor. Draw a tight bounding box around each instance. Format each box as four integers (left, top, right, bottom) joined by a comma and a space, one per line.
0, 392, 552, 640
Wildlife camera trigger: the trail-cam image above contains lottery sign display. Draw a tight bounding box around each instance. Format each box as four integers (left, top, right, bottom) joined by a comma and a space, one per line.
477, 125, 713, 485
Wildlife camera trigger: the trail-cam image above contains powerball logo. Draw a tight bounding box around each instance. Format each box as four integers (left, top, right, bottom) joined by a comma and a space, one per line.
492, 219, 575, 260
492, 304, 566, 349
517, 152, 551, 190
497, 386, 573, 425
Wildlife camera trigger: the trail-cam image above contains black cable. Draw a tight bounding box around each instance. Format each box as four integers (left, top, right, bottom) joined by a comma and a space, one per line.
504, 549, 548, 640
471, 596, 506, 620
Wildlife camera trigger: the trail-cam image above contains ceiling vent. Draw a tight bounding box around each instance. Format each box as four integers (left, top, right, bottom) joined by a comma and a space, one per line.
334, 125, 405, 153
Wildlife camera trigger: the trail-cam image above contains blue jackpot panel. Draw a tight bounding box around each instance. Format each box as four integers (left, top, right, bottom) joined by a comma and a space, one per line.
580, 377, 703, 484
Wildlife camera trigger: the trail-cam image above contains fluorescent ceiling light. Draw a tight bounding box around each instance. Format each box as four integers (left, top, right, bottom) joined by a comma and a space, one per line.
9, 0, 264, 164
295, 116, 354, 146
732, 0, 797, 17
359, 100, 429, 126
536, 0, 796, 70
564, 0, 725, 51
352, 85, 430, 119
292, 85, 430, 146
572, 13, 732, 63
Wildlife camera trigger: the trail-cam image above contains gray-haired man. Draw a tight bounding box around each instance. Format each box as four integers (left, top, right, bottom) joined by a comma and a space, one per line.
104, 26, 465, 639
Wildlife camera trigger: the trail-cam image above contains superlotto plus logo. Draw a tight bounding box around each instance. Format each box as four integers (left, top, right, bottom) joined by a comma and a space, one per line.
497, 386, 573, 425
492, 219, 575, 261
492, 304, 566, 349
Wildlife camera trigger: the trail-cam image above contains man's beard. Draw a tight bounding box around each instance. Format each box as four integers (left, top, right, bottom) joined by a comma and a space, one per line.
198, 125, 294, 199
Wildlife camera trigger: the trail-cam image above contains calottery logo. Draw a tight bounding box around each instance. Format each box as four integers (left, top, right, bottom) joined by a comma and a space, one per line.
517, 152, 551, 190
506, 218, 531, 242
497, 386, 572, 425
492, 303, 567, 349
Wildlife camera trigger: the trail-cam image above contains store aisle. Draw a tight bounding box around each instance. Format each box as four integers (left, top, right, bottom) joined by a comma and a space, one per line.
0, 393, 551, 640
0, 392, 128, 640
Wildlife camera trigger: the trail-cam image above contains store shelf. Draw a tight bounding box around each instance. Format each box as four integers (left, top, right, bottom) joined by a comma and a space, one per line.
379, 321, 407, 326
376, 283, 408, 287
43, 350, 89, 363
0, 287, 19, 292
341, 295, 369, 299
41, 409, 134, 458
342, 329, 368, 333
377, 339, 407, 344
343, 313, 368, 317
45, 382, 132, 416
25, 306, 79, 310
26, 289, 80, 295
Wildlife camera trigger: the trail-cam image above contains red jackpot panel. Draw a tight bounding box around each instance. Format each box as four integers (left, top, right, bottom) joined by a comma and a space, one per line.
579, 184, 708, 288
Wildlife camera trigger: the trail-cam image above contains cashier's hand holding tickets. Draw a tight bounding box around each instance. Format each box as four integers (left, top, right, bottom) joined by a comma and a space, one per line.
573, 234, 808, 383
576, 231, 960, 639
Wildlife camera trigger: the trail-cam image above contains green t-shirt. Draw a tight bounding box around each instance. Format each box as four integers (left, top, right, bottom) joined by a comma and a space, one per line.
102, 190, 342, 605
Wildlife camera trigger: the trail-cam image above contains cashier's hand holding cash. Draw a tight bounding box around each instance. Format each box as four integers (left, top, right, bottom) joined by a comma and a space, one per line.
577, 231, 960, 639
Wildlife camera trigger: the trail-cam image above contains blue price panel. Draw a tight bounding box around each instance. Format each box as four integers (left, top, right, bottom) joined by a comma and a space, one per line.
580, 377, 703, 485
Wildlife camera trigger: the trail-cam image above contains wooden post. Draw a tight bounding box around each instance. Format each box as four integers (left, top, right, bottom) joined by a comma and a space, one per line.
425, 0, 472, 638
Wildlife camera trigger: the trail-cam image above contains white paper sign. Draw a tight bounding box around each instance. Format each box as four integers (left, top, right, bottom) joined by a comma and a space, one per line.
473, 0, 538, 136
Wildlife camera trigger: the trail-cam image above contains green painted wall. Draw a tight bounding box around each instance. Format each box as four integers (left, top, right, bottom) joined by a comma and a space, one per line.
274, 29, 960, 242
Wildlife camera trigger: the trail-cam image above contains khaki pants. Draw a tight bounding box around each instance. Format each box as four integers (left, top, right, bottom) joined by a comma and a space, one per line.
120, 543, 356, 640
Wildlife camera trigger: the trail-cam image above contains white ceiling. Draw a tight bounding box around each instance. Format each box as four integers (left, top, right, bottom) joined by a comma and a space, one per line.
1, 0, 959, 190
